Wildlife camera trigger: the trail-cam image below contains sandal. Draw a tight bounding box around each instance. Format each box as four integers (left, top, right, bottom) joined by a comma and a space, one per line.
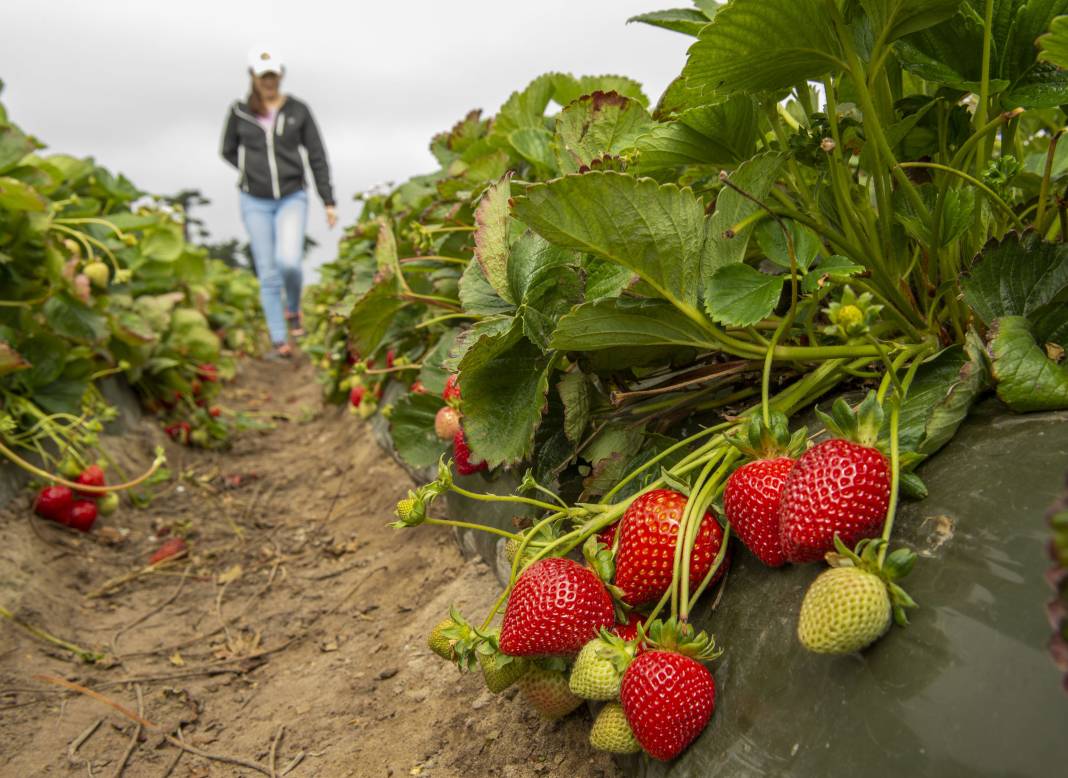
285, 311, 306, 338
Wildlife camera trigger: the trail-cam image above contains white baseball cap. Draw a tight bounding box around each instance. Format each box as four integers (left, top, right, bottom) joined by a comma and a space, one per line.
248, 47, 284, 76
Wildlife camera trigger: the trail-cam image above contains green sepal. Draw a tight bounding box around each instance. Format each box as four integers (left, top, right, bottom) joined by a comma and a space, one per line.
887, 582, 918, 626
593, 627, 639, 674
822, 286, 883, 341
431, 606, 485, 671
899, 471, 928, 500
659, 466, 692, 496
827, 535, 919, 629
725, 410, 807, 460
815, 391, 885, 449
883, 548, 917, 581
583, 534, 616, 583
639, 617, 722, 662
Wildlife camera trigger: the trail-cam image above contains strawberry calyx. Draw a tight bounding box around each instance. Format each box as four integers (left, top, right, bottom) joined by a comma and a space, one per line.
637, 617, 722, 662
474, 629, 526, 675
590, 627, 639, 675
815, 390, 885, 450
826, 534, 918, 626
433, 606, 485, 670
582, 533, 616, 586
725, 411, 807, 461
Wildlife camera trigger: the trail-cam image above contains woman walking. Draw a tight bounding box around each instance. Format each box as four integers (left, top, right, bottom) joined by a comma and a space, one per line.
221, 47, 337, 358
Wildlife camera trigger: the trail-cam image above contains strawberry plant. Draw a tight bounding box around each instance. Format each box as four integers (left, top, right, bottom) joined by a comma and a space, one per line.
310, 0, 1068, 763
0, 82, 266, 519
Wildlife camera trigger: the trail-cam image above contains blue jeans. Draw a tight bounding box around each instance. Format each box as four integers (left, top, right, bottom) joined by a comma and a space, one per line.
239, 190, 308, 345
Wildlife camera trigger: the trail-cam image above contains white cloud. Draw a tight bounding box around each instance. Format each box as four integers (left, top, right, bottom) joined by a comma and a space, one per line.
1, 0, 692, 277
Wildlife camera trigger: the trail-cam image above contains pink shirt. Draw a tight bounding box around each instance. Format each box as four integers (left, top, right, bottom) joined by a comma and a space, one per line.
256, 108, 277, 132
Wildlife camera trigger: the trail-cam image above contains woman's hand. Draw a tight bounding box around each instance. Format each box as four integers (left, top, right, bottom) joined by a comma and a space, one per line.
325, 205, 338, 229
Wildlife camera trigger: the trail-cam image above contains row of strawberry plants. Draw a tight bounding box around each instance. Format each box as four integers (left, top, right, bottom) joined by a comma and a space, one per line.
305, 0, 1068, 763
0, 81, 265, 532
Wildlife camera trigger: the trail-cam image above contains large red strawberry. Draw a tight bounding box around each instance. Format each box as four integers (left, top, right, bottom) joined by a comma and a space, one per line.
34, 485, 73, 523
619, 619, 720, 761
614, 489, 725, 606
723, 412, 806, 567
74, 464, 106, 500
779, 393, 890, 564
349, 385, 365, 407
499, 557, 614, 657
724, 458, 795, 566
453, 429, 487, 475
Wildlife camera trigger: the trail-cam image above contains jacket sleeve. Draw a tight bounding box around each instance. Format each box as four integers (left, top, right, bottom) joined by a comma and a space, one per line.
221, 106, 240, 169
299, 105, 336, 206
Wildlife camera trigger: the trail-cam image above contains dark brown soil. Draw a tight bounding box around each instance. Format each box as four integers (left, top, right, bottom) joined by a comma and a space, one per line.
0, 356, 620, 777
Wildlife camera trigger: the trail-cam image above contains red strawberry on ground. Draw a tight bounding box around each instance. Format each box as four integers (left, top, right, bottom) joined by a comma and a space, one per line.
499, 557, 615, 657
442, 374, 461, 404
614, 489, 726, 606
723, 412, 807, 567
779, 393, 890, 564
150, 537, 188, 565
74, 464, 106, 500
349, 385, 365, 407
165, 421, 191, 444
66, 500, 98, 532
34, 486, 73, 523
619, 619, 720, 761
453, 428, 487, 475
435, 406, 461, 440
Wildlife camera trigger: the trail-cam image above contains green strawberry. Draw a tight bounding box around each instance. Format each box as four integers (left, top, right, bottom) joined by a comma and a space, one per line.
589, 702, 641, 754
476, 631, 527, 693
478, 651, 527, 694
426, 607, 480, 667
797, 535, 918, 655
568, 631, 635, 701
517, 661, 583, 720
428, 618, 458, 661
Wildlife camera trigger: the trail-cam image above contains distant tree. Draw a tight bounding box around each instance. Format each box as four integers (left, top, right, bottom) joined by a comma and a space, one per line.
163, 189, 212, 243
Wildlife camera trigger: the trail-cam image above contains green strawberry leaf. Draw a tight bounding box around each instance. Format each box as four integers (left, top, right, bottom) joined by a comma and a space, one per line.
988, 315, 1068, 412
962, 232, 1068, 325
705, 263, 785, 327
557, 369, 590, 447
681, 0, 843, 103
551, 298, 715, 352
627, 7, 715, 36
705, 152, 786, 276
459, 320, 554, 467
635, 96, 759, 171
348, 282, 407, 355
473, 174, 514, 303
514, 171, 709, 317
552, 92, 654, 174
390, 392, 448, 469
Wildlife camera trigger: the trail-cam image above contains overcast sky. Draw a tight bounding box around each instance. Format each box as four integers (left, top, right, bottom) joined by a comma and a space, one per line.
1, 0, 692, 278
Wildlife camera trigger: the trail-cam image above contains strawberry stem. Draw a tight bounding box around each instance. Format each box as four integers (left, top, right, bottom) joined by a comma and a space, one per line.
0, 605, 104, 663
448, 484, 565, 514
424, 518, 521, 541
687, 523, 732, 612
0, 439, 166, 494
679, 451, 738, 622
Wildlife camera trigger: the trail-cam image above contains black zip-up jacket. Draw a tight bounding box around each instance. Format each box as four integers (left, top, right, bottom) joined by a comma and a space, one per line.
221, 96, 335, 206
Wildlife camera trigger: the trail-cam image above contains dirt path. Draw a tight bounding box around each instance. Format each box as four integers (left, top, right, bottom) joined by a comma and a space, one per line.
0, 356, 618, 777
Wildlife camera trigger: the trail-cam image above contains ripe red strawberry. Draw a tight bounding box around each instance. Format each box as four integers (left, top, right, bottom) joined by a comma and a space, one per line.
612, 612, 643, 642
209, 406, 222, 418
386, 349, 396, 369
197, 362, 218, 382
779, 438, 889, 563
349, 385, 365, 407
499, 557, 615, 657
724, 457, 794, 567
614, 489, 726, 606
453, 429, 487, 475
66, 500, 98, 532
597, 521, 619, 551
150, 537, 188, 565
34, 485, 73, 523
442, 374, 461, 404
165, 421, 191, 444
74, 464, 106, 500
410, 380, 427, 395
435, 406, 460, 440
620, 649, 716, 761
